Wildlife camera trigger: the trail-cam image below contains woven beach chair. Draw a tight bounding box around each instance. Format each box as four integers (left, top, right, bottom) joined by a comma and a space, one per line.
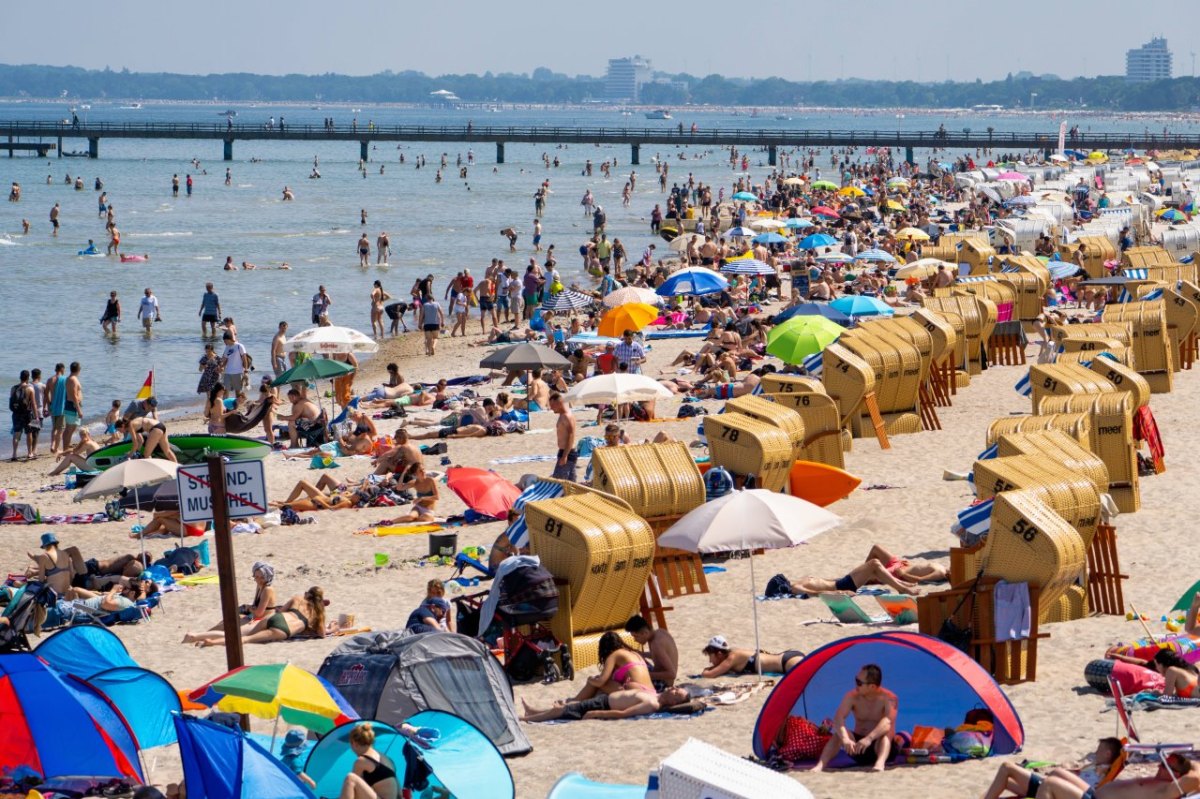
765, 392, 845, 469
704, 413, 794, 493
1037, 393, 1140, 513
726, 395, 806, 463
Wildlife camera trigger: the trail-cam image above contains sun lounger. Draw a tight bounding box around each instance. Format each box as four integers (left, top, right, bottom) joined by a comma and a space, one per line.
874, 594, 919, 624
819, 593, 889, 624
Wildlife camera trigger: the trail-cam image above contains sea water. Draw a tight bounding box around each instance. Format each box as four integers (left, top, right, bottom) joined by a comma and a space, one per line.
0, 102, 1194, 414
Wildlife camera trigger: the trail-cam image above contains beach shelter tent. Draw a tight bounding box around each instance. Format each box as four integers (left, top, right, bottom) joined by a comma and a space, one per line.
752, 632, 1023, 760
173, 714, 315, 799
318, 630, 532, 756
0, 653, 143, 782
34, 624, 136, 678
304, 712, 514, 799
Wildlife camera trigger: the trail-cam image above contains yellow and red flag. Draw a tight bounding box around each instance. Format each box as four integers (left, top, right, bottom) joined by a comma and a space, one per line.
135, 370, 154, 401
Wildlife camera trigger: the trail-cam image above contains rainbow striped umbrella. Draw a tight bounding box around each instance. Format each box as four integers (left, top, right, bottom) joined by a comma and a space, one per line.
187, 663, 357, 733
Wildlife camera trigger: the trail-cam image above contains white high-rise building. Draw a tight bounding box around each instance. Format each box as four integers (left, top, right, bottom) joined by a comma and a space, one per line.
1126, 37, 1173, 82
606, 56, 652, 102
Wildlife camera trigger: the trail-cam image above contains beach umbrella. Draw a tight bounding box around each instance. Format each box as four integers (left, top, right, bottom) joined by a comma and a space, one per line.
667, 232, 704, 253
602, 285, 662, 308
895, 259, 950, 280
996, 171, 1031, 182
732, 191, 759, 201
886, 177, 910, 188
782, 177, 806, 187
1048, 153, 1070, 163
272, 357, 355, 386
174, 715, 317, 799
1158, 208, 1190, 223
772, 302, 852, 325
810, 205, 839, 218
540, 289, 594, 312
0, 654, 144, 782
598, 302, 659, 337
815, 252, 852, 263
750, 218, 786, 230
566, 373, 672, 407
188, 663, 358, 735
479, 342, 570, 371
797, 233, 838, 250
854, 249, 897, 263
655, 267, 729, 296
837, 186, 866, 197
285, 325, 379, 355
766, 316, 845, 363
74, 457, 180, 554
811, 180, 839, 191
894, 227, 931, 242
657, 490, 842, 678
750, 232, 788, 245
830, 295, 895, 319
784, 217, 815, 229
726, 226, 757, 238
721, 259, 775, 276
1087, 151, 1108, 162
1004, 195, 1038, 207
1048, 261, 1082, 281
884, 199, 908, 211
445, 467, 522, 520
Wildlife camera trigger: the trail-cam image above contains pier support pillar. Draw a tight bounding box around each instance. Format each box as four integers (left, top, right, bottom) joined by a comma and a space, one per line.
496, 141, 505, 164
223, 139, 234, 161
360, 140, 369, 162
631, 143, 640, 165
8, 135, 13, 158
88, 137, 99, 159
904, 146, 914, 165
57, 136, 63, 158
768, 145, 777, 166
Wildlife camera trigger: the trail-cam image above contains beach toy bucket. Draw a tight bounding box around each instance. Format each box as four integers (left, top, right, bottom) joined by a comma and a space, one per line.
192, 538, 211, 567
429, 532, 458, 558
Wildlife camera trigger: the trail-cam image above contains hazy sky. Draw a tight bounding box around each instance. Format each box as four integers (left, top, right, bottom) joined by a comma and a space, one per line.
2, 0, 1195, 82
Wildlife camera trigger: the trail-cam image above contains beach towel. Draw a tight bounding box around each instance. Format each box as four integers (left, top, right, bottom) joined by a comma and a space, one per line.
363, 524, 444, 537
993, 580, 1031, 642
490, 454, 557, 465
176, 574, 221, 586
1133, 406, 1165, 471
504, 480, 566, 549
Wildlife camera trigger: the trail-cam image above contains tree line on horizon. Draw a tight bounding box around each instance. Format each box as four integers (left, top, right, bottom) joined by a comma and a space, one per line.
2, 63, 1199, 112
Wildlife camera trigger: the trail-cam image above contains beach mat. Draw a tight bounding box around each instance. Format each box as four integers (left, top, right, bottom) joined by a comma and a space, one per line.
175, 574, 220, 586
365, 524, 444, 537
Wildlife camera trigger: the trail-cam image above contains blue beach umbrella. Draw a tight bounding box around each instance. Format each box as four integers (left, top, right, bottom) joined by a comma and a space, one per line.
854, 249, 897, 263
656, 267, 729, 296
797, 233, 839, 250
732, 191, 759, 201
773, 302, 853, 325
830, 295, 895, 319
751, 232, 788, 245
726, 226, 757, 237
784, 218, 815, 229
721, 258, 775, 275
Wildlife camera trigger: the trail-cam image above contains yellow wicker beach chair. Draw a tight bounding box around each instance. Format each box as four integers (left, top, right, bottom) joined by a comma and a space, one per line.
993, 430, 1110, 494
764, 391, 845, 469
758, 374, 825, 396
703, 413, 794, 492
1037, 393, 1140, 513
725, 395, 806, 463
1103, 302, 1174, 393
972, 455, 1102, 548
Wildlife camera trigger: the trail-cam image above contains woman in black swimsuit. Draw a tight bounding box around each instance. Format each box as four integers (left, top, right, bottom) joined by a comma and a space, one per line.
340, 722, 399, 799
700, 635, 804, 678
183, 586, 327, 647
116, 417, 177, 462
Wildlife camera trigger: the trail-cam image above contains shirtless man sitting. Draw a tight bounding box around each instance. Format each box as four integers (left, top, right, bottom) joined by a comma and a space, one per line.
625, 614, 679, 688
277, 388, 321, 448
512, 369, 551, 411
519, 686, 690, 722
811, 663, 896, 772
373, 427, 422, 478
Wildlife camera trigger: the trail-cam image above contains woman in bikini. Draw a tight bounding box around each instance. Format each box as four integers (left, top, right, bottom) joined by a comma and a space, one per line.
369, 281, 390, 339
116, 417, 177, 462
571, 631, 655, 702
700, 635, 804, 678
1106, 649, 1199, 698
337, 722, 400, 799
183, 586, 328, 647
393, 464, 438, 523
204, 384, 227, 434
271, 474, 359, 512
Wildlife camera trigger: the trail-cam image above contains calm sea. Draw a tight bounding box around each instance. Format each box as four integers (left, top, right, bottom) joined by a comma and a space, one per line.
1, 102, 1196, 414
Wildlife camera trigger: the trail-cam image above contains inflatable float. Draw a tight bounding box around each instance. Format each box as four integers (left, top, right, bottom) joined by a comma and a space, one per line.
120, 254, 149, 262
786, 460, 862, 506
87, 434, 272, 470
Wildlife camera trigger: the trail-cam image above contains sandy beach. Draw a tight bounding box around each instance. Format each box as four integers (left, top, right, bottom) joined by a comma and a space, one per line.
3, 320, 1198, 798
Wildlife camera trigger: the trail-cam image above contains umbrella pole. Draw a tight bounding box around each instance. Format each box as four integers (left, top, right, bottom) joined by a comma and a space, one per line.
749, 548, 763, 682
270, 713, 280, 755
135, 492, 146, 563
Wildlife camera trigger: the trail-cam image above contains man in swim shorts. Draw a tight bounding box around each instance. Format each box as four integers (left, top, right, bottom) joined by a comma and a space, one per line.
199, 283, 221, 337
63, 362, 83, 448
49, 202, 60, 237
811, 664, 896, 773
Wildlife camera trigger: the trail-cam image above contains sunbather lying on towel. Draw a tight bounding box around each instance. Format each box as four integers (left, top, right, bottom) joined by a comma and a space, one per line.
519, 685, 691, 722
25, 531, 151, 594
182, 586, 333, 646
68, 578, 157, 614
1036, 752, 1200, 799
272, 474, 394, 512
700, 635, 804, 677
1102, 648, 1199, 698
981, 737, 1121, 799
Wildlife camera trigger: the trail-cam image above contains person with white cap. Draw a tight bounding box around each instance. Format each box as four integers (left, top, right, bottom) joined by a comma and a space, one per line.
700, 635, 805, 678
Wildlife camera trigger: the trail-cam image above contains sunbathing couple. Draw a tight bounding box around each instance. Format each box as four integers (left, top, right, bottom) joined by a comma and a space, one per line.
26, 531, 150, 594
778, 545, 949, 598
273, 463, 438, 522
520, 631, 690, 721
183, 585, 332, 646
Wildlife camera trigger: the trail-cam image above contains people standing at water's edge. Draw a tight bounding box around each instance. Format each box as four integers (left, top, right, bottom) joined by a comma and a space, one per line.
137, 288, 161, 333
49, 202, 59, 237
369, 281, 390, 338
28, 369, 46, 460
357, 233, 371, 267
172, 174, 180, 196
420, 294, 444, 357
312, 285, 332, 323
199, 283, 221, 337
101, 291, 121, 335
376, 231, 391, 264
9, 371, 36, 462
220, 331, 250, 395
63, 362, 83, 451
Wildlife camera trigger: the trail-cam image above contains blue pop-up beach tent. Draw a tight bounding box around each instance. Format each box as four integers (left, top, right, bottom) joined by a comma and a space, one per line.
173, 714, 315, 799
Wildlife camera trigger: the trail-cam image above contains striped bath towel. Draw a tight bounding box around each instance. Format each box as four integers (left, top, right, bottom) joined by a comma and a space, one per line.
504, 480, 566, 549
955, 498, 994, 546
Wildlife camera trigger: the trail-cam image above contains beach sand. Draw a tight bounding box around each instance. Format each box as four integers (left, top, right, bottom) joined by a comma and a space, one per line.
2, 328, 1198, 799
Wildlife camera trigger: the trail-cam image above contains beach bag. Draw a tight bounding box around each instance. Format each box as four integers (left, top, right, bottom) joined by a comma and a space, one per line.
766, 573, 795, 598
910, 725, 945, 753
155, 546, 200, 576
8, 384, 27, 414
938, 569, 983, 653
776, 716, 830, 762
944, 722, 993, 758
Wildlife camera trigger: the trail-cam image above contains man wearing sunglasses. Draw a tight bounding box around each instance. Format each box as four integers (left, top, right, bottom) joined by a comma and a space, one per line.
811, 663, 896, 773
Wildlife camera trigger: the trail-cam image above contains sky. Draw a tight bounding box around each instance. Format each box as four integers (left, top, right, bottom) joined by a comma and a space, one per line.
2, 0, 1196, 82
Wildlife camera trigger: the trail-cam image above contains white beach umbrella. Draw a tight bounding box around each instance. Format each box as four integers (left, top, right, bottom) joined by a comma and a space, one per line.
750, 218, 786, 230
658, 490, 843, 678
565, 373, 672, 407
668, 233, 704, 253
75, 458, 181, 554
285, 325, 379, 355
602, 286, 663, 308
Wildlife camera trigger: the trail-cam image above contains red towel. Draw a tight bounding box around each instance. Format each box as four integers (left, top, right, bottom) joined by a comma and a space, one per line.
1133, 405, 1165, 473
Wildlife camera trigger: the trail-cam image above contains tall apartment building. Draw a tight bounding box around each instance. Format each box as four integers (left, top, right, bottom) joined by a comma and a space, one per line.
606, 56, 652, 102
1126, 37, 1173, 82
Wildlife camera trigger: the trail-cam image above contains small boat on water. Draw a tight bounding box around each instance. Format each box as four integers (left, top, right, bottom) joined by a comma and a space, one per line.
219, 109, 237, 117
120, 103, 143, 110
645, 109, 672, 120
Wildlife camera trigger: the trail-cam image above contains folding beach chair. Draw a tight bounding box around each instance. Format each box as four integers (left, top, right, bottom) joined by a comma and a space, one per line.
819, 593, 889, 624
874, 594, 919, 625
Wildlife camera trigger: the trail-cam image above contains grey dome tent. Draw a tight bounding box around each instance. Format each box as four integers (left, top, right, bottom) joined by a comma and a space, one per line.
318, 630, 532, 757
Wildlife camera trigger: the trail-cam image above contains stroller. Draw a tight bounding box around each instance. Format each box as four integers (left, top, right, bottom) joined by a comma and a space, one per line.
0, 581, 58, 653
454, 561, 573, 684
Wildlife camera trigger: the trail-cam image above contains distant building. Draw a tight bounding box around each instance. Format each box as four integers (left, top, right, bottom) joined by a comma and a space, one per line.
1126, 37, 1172, 82
606, 56, 652, 102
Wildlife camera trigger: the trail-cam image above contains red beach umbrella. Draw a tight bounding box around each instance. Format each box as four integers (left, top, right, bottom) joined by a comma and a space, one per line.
810, 205, 840, 218
445, 467, 522, 519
